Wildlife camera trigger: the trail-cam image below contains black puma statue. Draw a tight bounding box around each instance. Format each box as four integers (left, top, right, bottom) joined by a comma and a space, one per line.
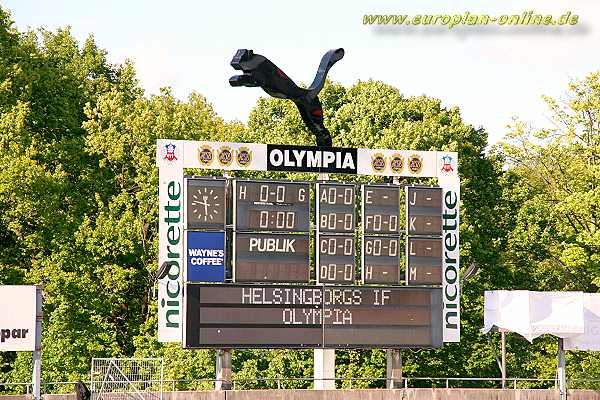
229, 48, 344, 147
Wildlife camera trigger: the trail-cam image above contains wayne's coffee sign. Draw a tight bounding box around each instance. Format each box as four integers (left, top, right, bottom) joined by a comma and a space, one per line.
267, 145, 358, 174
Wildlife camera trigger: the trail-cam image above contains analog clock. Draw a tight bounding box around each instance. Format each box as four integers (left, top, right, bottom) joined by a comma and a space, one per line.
186, 178, 226, 230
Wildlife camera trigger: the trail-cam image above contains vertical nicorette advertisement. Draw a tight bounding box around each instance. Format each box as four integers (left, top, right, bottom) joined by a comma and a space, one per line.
439, 176, 460, 342
157, 140, 184, 342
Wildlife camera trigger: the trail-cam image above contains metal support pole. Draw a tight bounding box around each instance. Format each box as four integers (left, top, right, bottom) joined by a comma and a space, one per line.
215, 349, 232, 391
314, 349, 335, 389
557, 338, 567, 400
501, 330, 506, 389
386, 349, 402, 389
32, 286, 43, 400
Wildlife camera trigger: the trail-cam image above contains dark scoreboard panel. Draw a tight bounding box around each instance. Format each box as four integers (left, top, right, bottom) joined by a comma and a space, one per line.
233, 232, 310, 283
233, 180, 310, 232
362, 236, 402, 284
316, 234, 356, 284
406, 237, 442, 285
362, 185, 401, 234
405, 186, 443, 236
186, 178, 227, 230
316, 183, 356, 233
184, 284, 443, 348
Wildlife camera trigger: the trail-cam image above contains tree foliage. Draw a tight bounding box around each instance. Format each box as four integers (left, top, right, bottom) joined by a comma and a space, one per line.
1, 4, 599, 392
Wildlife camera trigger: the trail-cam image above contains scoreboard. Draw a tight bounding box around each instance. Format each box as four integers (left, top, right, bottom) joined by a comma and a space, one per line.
157, 140, 460, 345
233, 180, 311, 283
316, 183, 355, 233
316, 183, 356, 284
405, 187, 443, 285
234, 233, 310, 282
184, 284, 443, 348
181, 177, 452, 347
362, 185, 401, 234
361, 185, 402, 284
362, 236, 401, 284
183, 180, 449, 287
316, 235, 356, 284
233, 180, 310, 232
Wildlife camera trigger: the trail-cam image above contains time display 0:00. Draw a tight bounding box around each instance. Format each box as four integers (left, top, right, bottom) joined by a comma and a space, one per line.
250, 210, 297, 230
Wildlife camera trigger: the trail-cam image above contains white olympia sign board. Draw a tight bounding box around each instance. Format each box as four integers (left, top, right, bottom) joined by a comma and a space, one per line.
156, 139, 461, 343
0, 285, 37, 351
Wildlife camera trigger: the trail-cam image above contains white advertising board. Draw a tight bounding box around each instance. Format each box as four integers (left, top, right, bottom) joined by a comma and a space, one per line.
0, 285, 37, 351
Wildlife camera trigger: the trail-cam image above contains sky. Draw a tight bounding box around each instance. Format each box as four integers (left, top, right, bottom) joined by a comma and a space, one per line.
3, 0, 600, 145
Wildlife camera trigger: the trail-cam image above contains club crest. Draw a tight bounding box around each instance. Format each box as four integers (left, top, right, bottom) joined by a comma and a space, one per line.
198, 145, 214, 166
217, 146, 233, 167
390, 153, 404, 174
236, 147, 252, 168
408, 154, 423, 174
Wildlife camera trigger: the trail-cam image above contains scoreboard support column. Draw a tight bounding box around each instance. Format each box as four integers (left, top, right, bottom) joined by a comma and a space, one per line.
314, 349, 336, 390
386, 349, 403, 389
215, 348, 232, 390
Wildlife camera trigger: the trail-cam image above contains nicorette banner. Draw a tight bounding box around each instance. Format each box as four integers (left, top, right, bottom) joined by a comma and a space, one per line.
157, 139, 184, 342
0, 285, 36, 351
186, 231, 226, 282
266, 144, 358, 174
439, 175, 460, 342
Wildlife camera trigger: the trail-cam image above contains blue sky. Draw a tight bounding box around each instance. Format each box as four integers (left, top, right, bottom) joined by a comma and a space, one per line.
3, 0, 600, 144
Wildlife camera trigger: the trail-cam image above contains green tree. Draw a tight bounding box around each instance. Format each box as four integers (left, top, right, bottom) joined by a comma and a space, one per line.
496, 71, 600, 386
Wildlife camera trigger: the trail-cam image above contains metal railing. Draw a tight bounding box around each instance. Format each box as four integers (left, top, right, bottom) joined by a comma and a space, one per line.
2, 376, 600, 394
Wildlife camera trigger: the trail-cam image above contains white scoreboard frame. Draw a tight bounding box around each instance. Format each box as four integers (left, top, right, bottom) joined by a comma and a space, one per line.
156, 139, 460, 343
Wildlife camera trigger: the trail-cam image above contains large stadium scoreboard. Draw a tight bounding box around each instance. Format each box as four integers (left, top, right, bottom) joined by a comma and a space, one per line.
182, 177, 446, 348
157, 140, 461, 346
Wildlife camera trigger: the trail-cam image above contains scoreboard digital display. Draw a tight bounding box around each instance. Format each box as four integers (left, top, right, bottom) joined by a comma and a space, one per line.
362, 236, 401, 284
406, 237, 442, 285
186, 178, 226, 230
233, 232, 310, 283
405, 186, 442, 236
184, 283, 443, 349
233, 181, 310, 232
316, 183, 355, 233
362, 185, 401, 234
316, 234, 356, 284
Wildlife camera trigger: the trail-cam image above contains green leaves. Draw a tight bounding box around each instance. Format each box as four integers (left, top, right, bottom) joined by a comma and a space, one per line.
2, 2, 600, 390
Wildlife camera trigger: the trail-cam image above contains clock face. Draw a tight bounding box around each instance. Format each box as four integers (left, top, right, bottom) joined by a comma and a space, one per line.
186, 178, 226, 230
